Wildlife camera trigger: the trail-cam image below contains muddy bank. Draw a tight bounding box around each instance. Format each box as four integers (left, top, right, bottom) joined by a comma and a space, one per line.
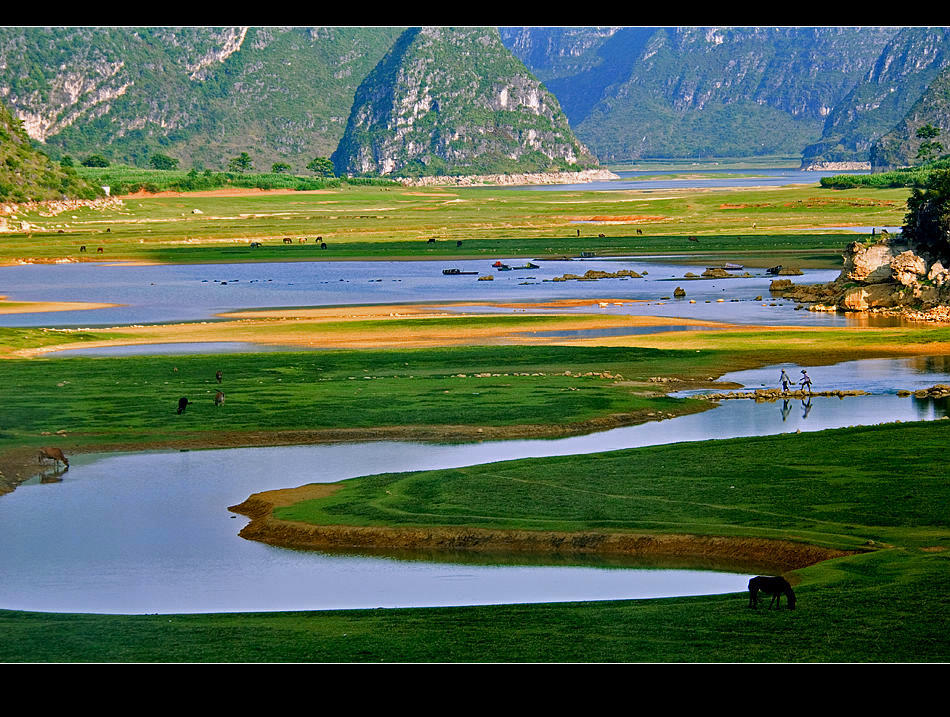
230, 488, 858, 573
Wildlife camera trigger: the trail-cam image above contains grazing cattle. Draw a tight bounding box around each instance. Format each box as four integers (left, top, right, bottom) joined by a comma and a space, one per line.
79, 245, 87, 252
215, 370, 222, 383
321, 242, 327, 249
177, 397, 189, 414
299, 237, 307, 243
249, 242, 262, 248
427, 237, 436, 243
636, 229, 643, 235
283, 237, 293, 244
214, 391, 225, 407
598, 233, 606, 238
688, 236, 699, 243
456, 240, 463, 248
748, 576, 796, 610
97, 247, 104, 253
38, 447, 69, 469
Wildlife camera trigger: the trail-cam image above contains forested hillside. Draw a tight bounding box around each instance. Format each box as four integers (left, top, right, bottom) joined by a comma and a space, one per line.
0, 100, 101, 202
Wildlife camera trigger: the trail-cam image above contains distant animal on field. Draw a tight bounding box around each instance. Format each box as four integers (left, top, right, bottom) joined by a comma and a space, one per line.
598, 233, 606, 238
688, 236, 699, 243
38, 446, 69, 469
80, 245, 87, 252
214, 391, 225, 407
748, 576, 796, 610
177, 397, 189, 414
97, 246, 104, 253
321, 242, 327, 249
636, 229, 643, 235
456, 240, 463, 247
427, 237, 436, 243
249, 242, 262, 248
215, 370, 222, 383
283, 237, 293, 244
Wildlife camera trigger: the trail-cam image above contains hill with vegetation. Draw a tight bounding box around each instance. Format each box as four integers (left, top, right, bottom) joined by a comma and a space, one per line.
0, 100, 100, 203
0, 26, 404, 174
330, 27, 598, 177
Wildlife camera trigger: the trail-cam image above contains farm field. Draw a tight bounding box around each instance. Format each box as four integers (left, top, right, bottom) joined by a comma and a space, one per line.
1, 177, 948, 663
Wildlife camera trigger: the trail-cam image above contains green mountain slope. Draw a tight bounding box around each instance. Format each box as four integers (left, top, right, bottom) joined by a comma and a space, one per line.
0, 26, 404, 173
0, 101, 100, 202
330, 27, 598, 177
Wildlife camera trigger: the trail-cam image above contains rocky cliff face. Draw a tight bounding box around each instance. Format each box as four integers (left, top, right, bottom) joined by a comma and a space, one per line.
330, 27, 597, 177
778, 235, 950, 320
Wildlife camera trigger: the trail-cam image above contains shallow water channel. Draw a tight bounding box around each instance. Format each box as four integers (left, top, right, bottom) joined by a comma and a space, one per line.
2, 356, 948, 615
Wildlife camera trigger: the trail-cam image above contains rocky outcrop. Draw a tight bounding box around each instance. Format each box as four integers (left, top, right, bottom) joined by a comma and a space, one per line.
777, 234, 950, 319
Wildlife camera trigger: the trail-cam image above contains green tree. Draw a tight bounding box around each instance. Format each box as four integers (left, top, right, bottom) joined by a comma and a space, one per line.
81, 154, 110, 168
306, 156, 335, 177
902, 168, 950, 261
271, 162, 292, 174
149, 153, 179, 170
228, 152, 253, 173
59, 155, 74, 168
916, 124, 944, 164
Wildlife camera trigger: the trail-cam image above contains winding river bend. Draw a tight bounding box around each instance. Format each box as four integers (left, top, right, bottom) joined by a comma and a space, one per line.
1, 356, 948, 615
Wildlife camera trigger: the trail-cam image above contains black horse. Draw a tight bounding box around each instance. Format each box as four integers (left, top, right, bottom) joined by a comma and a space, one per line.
177, 397, 189, 414
748, 576, 796, 610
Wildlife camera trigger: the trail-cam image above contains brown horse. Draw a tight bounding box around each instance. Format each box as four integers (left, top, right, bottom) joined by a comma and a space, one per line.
748, 576, 796, 610
38, 447, 69, 469
214, 391, 225, 407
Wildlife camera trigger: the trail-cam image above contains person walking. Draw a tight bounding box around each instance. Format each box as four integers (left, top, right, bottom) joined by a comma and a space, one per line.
800, 369, 812, 395
779, 368, 793, 394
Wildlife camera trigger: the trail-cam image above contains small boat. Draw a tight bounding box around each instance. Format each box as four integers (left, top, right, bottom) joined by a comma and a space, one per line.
492, 261, 512, 271
513, 262, 540, 270
443, 268, 479, 275
706, 263, 744, 271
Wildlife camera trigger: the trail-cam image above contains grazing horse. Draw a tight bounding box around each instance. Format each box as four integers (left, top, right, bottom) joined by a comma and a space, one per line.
215, 370, 222, 384
283, 237, 293, 244
38, 447, 69, 469
214, 391, 225, 407
80, 245, 87, 252
177, 397, 189, 414
748, 576, 796, 610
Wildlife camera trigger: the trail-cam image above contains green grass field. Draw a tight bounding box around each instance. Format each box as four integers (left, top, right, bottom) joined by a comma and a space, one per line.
2, 182, 910, 266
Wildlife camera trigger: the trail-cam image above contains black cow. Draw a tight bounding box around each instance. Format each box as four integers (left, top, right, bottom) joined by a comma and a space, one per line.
177, 397, 189, 414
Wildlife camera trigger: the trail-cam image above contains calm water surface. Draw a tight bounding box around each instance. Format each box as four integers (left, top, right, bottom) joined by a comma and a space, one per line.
1, 357, 947, 614
0, 257, 851, 330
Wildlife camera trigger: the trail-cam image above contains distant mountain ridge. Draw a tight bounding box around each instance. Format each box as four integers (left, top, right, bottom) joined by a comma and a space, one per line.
2, 26, 950, 177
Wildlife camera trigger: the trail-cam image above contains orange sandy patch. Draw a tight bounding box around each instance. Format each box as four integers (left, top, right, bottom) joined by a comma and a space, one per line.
0, 298, 122, 315
577, 215, 665, 222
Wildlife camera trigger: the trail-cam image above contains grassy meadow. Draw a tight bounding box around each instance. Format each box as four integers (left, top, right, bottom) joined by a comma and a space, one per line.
2, 175, 949, 662
2, 180, 910, 266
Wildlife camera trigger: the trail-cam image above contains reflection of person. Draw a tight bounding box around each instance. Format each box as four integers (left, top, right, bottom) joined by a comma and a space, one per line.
779, 369, 793, 394
800, 370, 812, 394
801, 396, 812, 419
781, 399, 792, 421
